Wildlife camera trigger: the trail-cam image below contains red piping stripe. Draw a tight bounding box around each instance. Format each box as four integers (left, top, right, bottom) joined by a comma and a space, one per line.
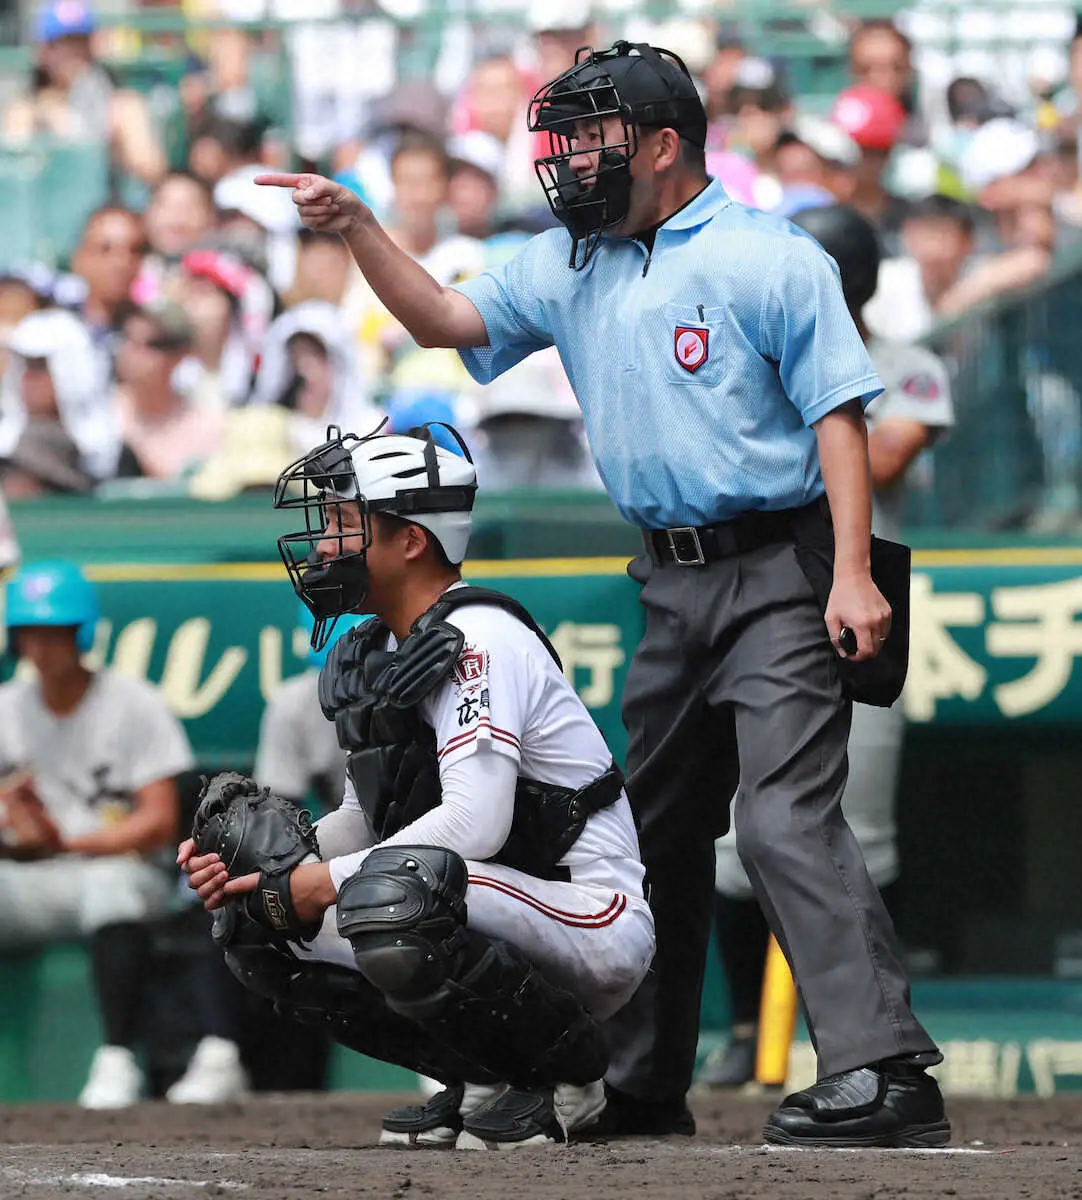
469, 874, 628, 928
439, 719, 520, 759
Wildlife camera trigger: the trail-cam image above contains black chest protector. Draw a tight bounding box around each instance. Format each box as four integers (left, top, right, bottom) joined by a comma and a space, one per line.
318, 586, 624, 881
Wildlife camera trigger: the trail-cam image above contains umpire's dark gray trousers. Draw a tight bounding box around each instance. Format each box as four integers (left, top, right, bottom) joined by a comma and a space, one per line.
604, 539, 938, 1102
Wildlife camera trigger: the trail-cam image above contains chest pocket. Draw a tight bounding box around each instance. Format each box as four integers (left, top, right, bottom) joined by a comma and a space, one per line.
663, 303, 726, 387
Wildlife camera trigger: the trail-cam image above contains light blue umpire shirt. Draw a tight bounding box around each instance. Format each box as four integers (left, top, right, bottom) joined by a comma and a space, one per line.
453, 178, 884, 530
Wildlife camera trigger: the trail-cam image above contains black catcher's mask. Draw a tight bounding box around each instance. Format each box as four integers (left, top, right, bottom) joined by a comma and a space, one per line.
274, 420, 475, 652
528, 40, 707, 269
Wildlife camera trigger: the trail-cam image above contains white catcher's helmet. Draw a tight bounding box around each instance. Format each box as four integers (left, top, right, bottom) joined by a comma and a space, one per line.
274, 422, 477, 649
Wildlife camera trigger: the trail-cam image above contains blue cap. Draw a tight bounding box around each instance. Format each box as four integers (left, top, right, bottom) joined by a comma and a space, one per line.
34, 1, 97, 44
386, 390, 467, 456
6, 560, 99, 654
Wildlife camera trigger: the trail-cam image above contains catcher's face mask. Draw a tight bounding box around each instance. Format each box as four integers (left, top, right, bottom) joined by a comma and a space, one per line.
275, 426, 377, 652
528, 40, 706, 269
274, 421, 477, 652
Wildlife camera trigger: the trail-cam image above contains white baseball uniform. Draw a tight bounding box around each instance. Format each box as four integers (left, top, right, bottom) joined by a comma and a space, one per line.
715, 338, 955, 897
296, 584, 656, 1021
0, 669, 194, 946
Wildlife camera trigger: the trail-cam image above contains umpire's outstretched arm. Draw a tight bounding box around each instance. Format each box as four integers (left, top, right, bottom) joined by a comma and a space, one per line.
257, 173, 489, 350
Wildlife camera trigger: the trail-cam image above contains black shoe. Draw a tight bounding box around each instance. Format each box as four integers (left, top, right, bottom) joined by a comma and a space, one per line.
456, 1087, 566, 1150
763, 1058, 951, 1148
381, 1084, 466, 1148
588, 1084, 695, 1138
697, 1031, 758, 1089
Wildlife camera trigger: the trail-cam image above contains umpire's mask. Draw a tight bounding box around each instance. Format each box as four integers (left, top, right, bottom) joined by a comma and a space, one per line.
529, 41, 707, 270
274, 421, 477, 651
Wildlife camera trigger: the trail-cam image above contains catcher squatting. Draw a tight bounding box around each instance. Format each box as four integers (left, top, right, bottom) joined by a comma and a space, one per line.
180, 425, 655, 1149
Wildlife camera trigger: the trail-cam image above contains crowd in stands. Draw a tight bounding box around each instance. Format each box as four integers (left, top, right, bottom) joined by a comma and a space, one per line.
1, 0, 1082, 502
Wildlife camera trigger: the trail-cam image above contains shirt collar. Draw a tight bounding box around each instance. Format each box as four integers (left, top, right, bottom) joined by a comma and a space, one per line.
658, 177, 731, 233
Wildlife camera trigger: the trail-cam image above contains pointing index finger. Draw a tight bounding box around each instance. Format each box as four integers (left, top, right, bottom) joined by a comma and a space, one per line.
254, 172, 307, 189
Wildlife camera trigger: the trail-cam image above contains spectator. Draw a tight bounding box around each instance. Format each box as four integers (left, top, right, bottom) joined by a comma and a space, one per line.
469, 345, 601, 492
247, 300, 377, 455
447, 132, 504, 240
773, 116, 860, 211
112, 300, 221, 483
283, 230, 354, 309
2, 0, 165, 189
454, 55, 537, 216
333, 82, 448, 220
69, 205, 147, 384
928, 77, 1014, 190
702, 24, 747, 143
0, 272, 50, 376
847, 20, 925, 146
0, 307, 120, 480
865, 189, 1052, 341
174, 247, 276, 409
830, 83, 910, 251
0, 419, 94, 499
0, 561, 193, 1108
178, 110, 290, 294
132, 173, 216, 305
528, 2, 597, 85
187, 114, 263, 193
345, 133, 484, 389
713, 57, 791, 209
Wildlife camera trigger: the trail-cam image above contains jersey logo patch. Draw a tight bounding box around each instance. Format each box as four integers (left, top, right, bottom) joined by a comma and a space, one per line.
901, 372, 941, 400
453, 646, 487, 687
674, 327, 709, 373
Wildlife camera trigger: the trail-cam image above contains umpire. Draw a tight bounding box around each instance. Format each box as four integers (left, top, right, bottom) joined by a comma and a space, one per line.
256, 40, 947, 1148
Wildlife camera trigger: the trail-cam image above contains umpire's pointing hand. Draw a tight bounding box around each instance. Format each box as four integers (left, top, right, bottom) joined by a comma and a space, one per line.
255, 172, 370, 236
825, 571, 891, 662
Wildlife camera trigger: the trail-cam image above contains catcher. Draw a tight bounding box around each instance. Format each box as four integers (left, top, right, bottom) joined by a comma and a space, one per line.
179, 424, 654, 1149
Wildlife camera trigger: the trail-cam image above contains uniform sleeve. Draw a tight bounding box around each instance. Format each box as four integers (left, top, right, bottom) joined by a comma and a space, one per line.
253, 686, 310, 800
451, 234, 556, 384
873, 346, 955, 435
760, 236, 884, 427
327, 746, 517, 891
423, 623, 527, 771
122, 683, 195, 791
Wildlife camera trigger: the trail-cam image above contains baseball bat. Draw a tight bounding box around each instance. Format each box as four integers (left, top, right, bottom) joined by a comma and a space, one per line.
755, 934, 798, 1086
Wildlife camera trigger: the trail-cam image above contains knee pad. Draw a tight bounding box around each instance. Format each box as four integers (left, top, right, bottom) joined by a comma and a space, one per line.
336, 845, 469, 1017
335, 843, 608, 1088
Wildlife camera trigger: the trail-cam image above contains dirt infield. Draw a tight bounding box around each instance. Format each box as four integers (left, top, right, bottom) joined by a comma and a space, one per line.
2, 1091, 1082, 1199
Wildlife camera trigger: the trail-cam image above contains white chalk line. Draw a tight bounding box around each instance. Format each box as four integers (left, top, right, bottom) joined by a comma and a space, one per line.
0, 1164, 248, 1189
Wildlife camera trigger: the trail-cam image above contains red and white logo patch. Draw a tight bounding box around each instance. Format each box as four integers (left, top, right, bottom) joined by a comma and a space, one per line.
674, 326, 709, 373
453, 646, 487, 687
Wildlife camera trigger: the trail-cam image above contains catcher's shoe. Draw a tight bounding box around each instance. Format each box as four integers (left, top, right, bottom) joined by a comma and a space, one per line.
763, 1057, 951, 1148
455, 1087, 566, 1150
587, 1083, 695, 1137
380, 1083, 505, 1147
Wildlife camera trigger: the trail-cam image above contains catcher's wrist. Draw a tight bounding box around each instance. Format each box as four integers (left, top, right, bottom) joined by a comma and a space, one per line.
290, 862, 336, 925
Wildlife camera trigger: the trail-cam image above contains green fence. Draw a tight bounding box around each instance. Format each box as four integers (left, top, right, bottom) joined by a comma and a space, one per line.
923, 245, 1082, 533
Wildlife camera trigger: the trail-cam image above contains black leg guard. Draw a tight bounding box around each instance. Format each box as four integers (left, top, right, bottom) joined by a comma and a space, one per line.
336, 845, 609, 1089
214, 902, 498, 1086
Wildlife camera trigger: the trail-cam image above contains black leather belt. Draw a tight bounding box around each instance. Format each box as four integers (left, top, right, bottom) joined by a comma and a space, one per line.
644, 499, 829, 567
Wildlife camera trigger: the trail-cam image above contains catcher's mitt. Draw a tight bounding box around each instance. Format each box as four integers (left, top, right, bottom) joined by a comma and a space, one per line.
191, 772, 322, 943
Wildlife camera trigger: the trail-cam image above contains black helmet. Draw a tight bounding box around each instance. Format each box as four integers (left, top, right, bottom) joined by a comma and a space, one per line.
528, 41, 707, 269
788, 204, 882, 311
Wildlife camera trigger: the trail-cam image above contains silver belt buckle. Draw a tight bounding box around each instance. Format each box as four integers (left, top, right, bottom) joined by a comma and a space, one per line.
666, 527, 706, 566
